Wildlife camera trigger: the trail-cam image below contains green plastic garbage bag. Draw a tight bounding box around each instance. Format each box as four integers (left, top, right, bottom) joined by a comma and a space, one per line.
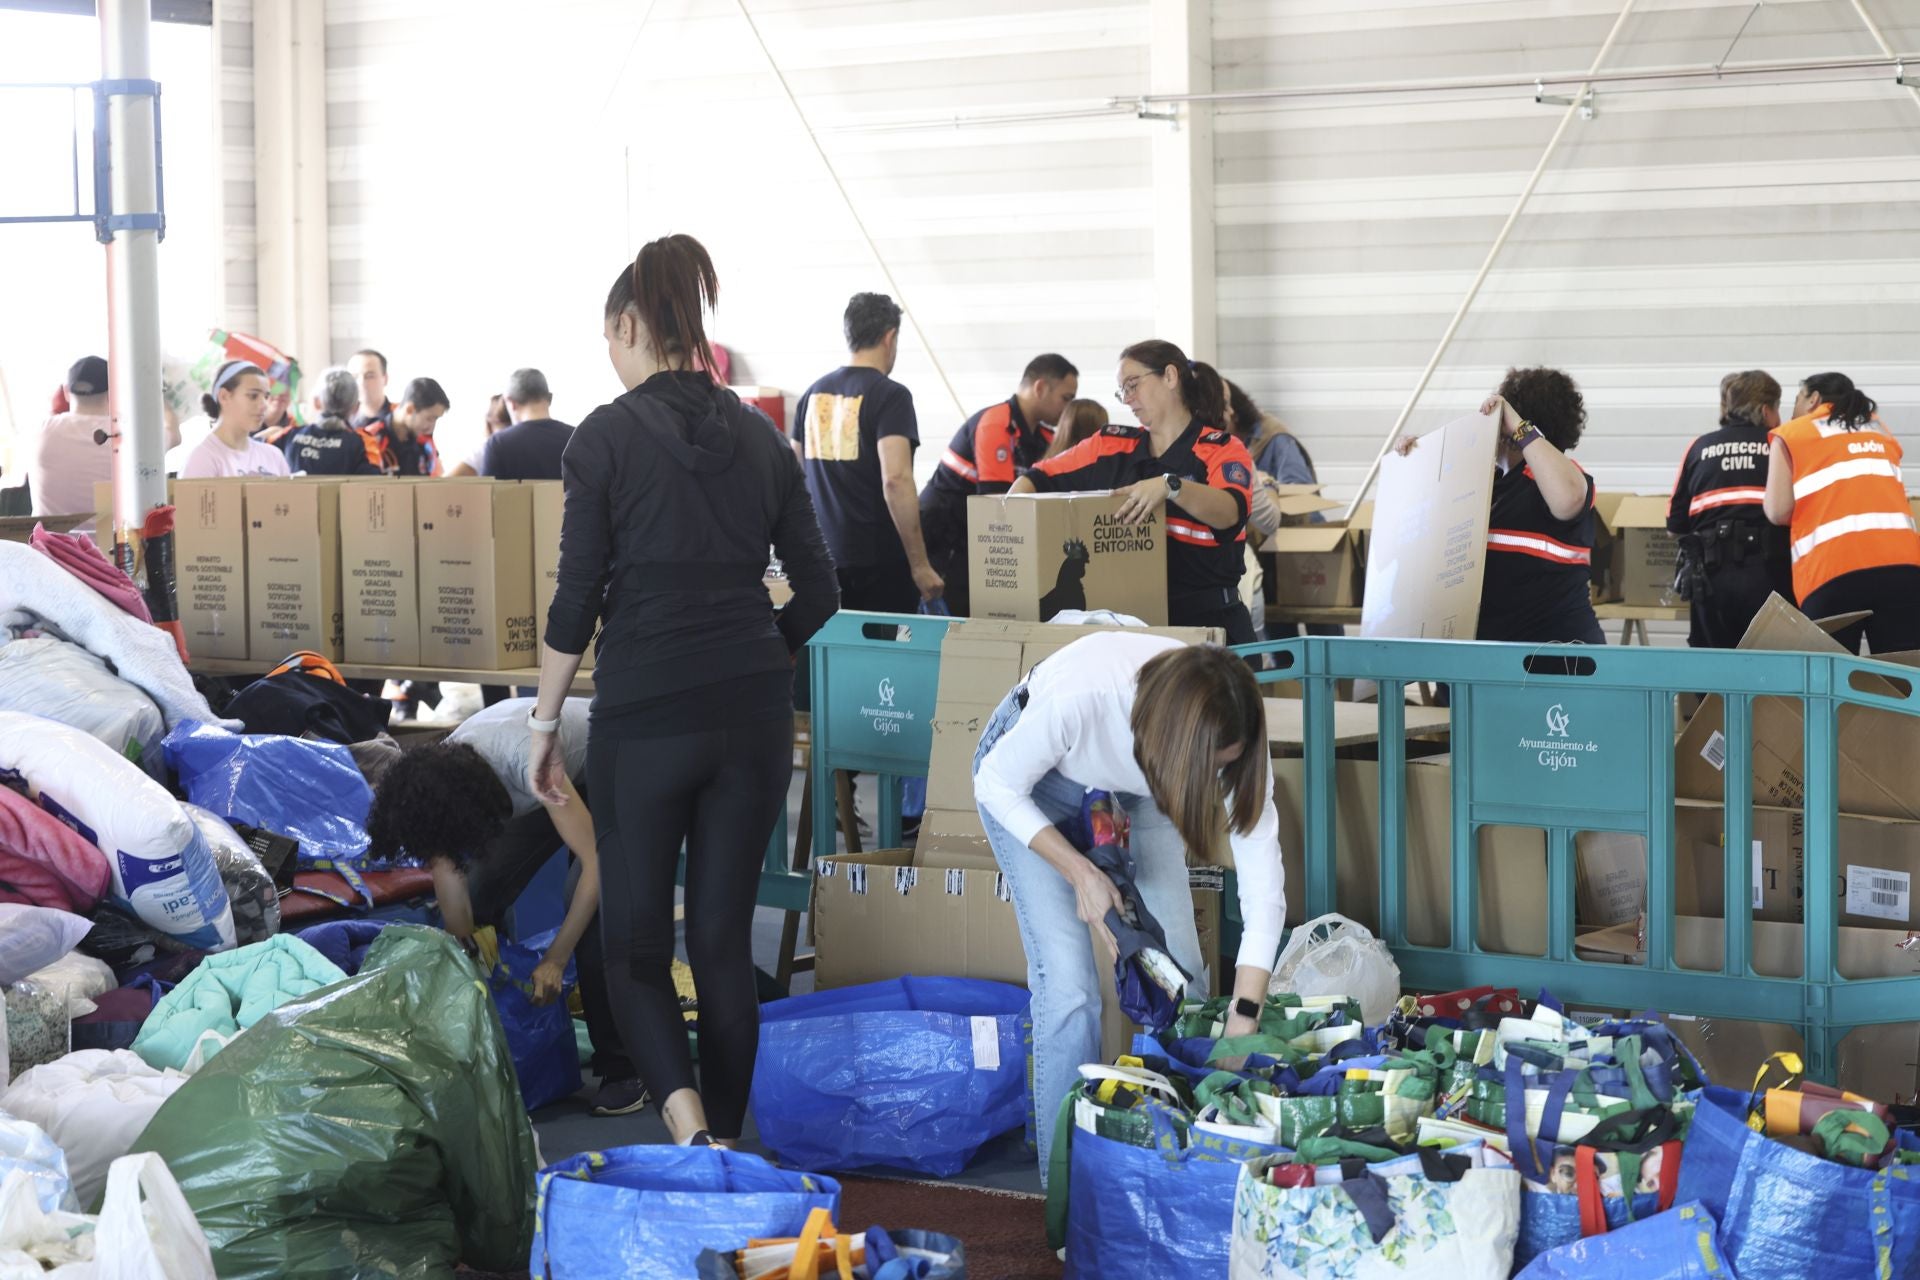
132, 925, 538, 1279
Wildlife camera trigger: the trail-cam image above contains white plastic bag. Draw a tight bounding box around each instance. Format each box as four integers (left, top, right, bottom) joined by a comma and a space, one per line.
24, 953, 116, 1019
0, 640, 166, 781
0, 713, 234, 952
0, 1165, 95, 1274
0, 906, 93, 987
0, 1115, 74, 1215
1270, 913, 1401, 1026
0, 1052, 189, 1212
89, 1154, 214, 1280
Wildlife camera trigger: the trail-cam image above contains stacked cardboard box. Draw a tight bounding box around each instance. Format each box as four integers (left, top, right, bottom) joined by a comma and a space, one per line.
339, 480, 421, 666
245, 478, 343, 662
1592, 492, 1681, 605
415, 479, 537, 670
528, 480, 589, 670
965, 492, 1168, 624
1259, 486, 1362, 609
93, 478, 254, 661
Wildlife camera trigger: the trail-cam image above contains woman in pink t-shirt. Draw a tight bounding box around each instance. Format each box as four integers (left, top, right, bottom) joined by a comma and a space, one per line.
179, 361, 290, 479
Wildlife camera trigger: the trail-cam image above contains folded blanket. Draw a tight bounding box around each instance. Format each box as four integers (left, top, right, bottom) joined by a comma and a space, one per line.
131, 935, 347, 1072
29, 524, 152, 623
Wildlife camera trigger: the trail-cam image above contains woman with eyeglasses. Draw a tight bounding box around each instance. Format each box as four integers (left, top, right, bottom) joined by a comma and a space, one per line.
1011, 340, 1260, 642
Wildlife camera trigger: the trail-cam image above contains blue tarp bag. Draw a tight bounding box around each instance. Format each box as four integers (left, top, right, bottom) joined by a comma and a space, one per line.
492, 927, 581, 1112
1674, 1085, 1920, 1279
1516, 1200, 1732, 1278
749, 976, 1030, 1177
163, 720, 373, 865
530, 1146, 841, 1279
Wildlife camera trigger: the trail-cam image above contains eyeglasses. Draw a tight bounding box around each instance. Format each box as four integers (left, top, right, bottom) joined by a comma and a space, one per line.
1113, 375, 1144, 405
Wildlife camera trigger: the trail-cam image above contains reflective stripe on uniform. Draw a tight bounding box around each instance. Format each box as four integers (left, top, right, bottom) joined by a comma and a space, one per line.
1688, 487, 1767, 516
1166, 519, 1218, 545
1792, 457, 1900, 501
1487, 529, 1591, 565
940, 447, 979, 480
1790, 510, 1919, 562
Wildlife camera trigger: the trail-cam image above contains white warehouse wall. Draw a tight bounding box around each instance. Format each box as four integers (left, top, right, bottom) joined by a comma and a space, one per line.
242, 0, 1920, 494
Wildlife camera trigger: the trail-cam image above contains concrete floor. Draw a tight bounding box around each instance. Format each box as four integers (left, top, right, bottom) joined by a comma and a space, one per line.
528, 766, 1045, 1196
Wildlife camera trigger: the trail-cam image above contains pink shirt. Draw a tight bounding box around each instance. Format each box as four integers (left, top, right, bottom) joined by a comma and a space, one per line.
179, 431, 290, 480
24, 412, 113, 529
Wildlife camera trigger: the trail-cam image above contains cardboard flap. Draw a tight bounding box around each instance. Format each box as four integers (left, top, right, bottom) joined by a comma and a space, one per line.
1591, 491, 1630, 532
1348, 502, 1375, 531
1271, 484, 1324, 496
1735, 594, 1863, 655
1610, 494, 1672, 529
1266, 525, 1352, 554
1274, 493, 1341, 519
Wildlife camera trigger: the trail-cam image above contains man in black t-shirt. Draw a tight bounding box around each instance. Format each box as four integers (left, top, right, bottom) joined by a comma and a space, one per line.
479, 367, 574, 481
790, 292, 942, 613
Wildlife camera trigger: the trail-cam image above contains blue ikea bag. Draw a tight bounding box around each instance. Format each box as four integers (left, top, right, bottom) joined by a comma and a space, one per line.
163, 720, 373, 865
749, 976, 1030, 1177
1516, 1200, 1733, 1278
492, 927, 581, 1112
1674, 1085, 1920, 1279
530, 1146, 841, 1279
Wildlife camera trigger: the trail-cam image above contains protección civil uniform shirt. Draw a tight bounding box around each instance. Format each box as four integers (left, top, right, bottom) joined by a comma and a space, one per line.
1480, 461, 1602, 644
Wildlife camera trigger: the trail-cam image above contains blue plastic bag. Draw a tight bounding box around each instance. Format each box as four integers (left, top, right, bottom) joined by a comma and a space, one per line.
295, 919, 391, 975
163, 721, 372, 865
1516, 1200, 1733, 1278
492, 927, 581, 1112
1514, 1185, 1676, 1270
749, 976, 1030, 1177
1060, 1096, 1285, 1280
1674, 1085, 1920, 1279
530, 1146, 841, 1279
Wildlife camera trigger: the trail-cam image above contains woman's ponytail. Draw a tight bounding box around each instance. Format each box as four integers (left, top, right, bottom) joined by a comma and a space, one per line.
199, 392, 220, 419
604, 233, 719, 375
1120, 339, 1228, 428
1803, 371, 1877, 428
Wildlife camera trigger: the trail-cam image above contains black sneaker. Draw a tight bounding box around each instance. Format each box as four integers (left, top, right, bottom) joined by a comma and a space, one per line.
590, 1078, 649, 1117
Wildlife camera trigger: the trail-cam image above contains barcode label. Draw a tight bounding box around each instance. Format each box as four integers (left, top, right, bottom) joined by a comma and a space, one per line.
971, 1015, 1001, 1071
1846, 866, 1910, 922
847, 864, 869, 896
817, 861, 836, 879
894, 867, 917, 895
1753, 841, 1764, 911
1702, 730, 1727, 772
994, 873, 1013, 903
945, 868, 965, 895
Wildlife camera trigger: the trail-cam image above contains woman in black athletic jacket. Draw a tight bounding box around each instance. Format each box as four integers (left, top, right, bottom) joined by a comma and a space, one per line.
527, 233, 838, 1148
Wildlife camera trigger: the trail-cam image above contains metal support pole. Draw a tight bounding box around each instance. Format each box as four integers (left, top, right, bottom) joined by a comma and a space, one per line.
99, 0, 167, 560
1342, 0, 1638, 521
1847, 0, 1920, 114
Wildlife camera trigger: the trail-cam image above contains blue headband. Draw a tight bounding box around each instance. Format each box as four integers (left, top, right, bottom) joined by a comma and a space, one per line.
215, 359, 265, 391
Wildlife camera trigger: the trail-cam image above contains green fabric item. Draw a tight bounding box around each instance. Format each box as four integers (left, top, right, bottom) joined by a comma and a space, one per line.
130, 934, 347, 1072
1812, 1108, 1894, 1168
132, 926, 539, 1279
574, 1017, 592, 1066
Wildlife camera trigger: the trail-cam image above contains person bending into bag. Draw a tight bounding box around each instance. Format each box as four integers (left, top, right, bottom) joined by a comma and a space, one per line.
972, 633, 1287, 1187
365, 695, 644, 1117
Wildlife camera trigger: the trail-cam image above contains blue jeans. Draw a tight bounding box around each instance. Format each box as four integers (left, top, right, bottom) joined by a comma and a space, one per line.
972, 686, 1205, 1187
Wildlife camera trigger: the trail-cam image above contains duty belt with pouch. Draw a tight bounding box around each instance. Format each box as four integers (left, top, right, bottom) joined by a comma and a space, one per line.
1674, 519, 1783, 600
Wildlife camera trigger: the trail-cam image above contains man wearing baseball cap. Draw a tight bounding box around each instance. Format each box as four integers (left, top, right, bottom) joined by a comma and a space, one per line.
23, 357, 115, 529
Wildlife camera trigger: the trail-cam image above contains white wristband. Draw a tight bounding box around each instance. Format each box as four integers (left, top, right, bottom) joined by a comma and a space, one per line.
528, 712, 561, 735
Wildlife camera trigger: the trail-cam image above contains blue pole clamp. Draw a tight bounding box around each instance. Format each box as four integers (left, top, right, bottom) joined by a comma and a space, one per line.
91, 77, 166, 244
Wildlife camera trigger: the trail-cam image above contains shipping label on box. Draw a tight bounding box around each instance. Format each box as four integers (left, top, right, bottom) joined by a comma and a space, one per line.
245, 479, 343, 662
1264, 525, 1359, 608
528, 480, 589, 670
416, 480, 537, 670
339, 480, 420, 666
171, 478, 251, 661
966, 492, 1166, 624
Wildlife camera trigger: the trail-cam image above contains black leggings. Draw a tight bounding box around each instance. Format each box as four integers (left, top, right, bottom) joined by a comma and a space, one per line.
1800, 564, 1920, 655
587, 714, 793, 1138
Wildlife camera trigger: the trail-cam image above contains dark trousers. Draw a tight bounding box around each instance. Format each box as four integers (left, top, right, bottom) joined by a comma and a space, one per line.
1688, 557, 1794, 649
919, 495, 970, 616
1170, 587, 1259, 646
466, 778, 631, 1081
588, 714, 793, 1139
837, 561, 920, 615
1801, 565, 1920, 655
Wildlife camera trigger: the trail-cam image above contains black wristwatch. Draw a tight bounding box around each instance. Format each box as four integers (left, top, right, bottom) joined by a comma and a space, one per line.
1233, 996, 1260, 1021
1164, 472, 1184, 498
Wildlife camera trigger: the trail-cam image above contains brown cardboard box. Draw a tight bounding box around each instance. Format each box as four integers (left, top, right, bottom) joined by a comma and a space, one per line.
1674, 801, 1920, 931
1607, 494, 1682, 606
244, 479, 343, 662
1263, 525, 1360, 608
338, 480, 420, 666
1589, 492, 1628, 603
416, 480, 537, 670
1574, 915, 1920, 1099
528, 481, 590, 671
171, 478, 252, 661
1360, 412, 1499, 640
1674, 595, 1920, 821
1272, 486, 1342, 527
1348, 501, 1376, 567
966, 492, 1167, 624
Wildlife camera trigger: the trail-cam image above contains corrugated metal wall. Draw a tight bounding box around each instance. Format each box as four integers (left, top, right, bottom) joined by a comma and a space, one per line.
214, 0, 256, 332
1215, 0, 1920, 498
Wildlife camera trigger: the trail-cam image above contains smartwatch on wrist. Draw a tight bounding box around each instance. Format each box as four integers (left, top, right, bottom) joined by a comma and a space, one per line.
1164, 472, 1184, 498
1233, 995, 1261, 1022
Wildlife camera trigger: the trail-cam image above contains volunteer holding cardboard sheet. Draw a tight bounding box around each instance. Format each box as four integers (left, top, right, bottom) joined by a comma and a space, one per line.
529, 233, 838, 1152
1763, 372, 1920, 654
1012, 341, 1259, 641
972, 632, 1285, 1187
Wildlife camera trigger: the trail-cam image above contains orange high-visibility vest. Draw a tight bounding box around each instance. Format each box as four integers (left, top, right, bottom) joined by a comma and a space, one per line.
1773, 405, 1920, 601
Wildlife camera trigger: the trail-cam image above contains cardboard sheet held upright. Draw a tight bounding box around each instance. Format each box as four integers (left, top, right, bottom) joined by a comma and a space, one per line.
1360, 412, 1499, 640
966, 492, 1166, 624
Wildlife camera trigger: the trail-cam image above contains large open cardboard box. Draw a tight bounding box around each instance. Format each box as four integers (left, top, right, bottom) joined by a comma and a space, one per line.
1596, 493, 1681, 606
965, 492, 1167, 624
1675, 800, 1920, 932
1263, 525, 1360, 608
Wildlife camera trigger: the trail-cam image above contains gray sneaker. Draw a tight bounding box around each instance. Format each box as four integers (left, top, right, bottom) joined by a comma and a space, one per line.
590, 1078, 649, 1117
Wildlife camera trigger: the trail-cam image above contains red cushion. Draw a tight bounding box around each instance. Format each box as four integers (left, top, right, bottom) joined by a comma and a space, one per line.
0, 785, 112, 912
279, 867, 438, 925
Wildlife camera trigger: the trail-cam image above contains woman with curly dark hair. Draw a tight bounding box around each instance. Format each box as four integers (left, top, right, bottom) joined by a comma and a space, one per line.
364, 696, 643, 1115
1468, 367, 1603, 644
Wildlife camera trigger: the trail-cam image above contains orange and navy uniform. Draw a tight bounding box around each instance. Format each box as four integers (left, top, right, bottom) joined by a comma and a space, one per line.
1773, 404, 1920, 603
922, 397, 1053, 501
1025, 419, 1254, 608
356, 421, 440, 477
1666, 419, 1773, 537
1480, 461, 1603, 644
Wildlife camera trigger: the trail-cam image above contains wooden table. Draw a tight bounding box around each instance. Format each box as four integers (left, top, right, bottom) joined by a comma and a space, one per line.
188, 656, 594, 695
1592, 602, 1686, 646
1264, 698, 1451, 751
1265, 604, 1361, 629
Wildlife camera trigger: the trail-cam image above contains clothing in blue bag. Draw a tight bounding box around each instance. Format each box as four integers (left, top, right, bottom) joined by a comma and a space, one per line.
1516, 1200, 1732, 1279
492, 927, 581, 1112
694, 1227, 967, 1279
163, 720, 374, 866
749, 976, 1030, 1177
295, 919, 391, 976
530, 1146, 841, 1279
1674, 1085, 1920, 1279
